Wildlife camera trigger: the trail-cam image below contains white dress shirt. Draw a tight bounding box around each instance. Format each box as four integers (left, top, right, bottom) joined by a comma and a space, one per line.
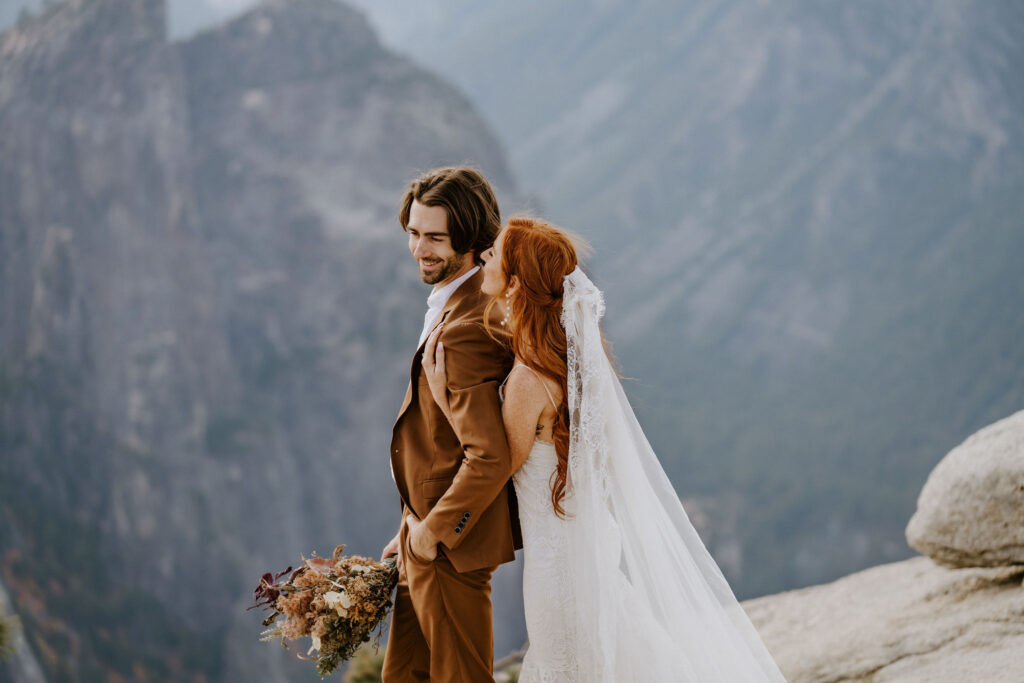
417, 266, 480, 348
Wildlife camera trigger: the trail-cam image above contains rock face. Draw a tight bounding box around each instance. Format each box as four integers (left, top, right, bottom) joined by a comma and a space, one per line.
344, 0, 1024, 600
743, 556, 1024, 683
906, 409, 1024, 568
0, 0, 519, 680
0, 579, 45, 683
745, 408, 1024, 682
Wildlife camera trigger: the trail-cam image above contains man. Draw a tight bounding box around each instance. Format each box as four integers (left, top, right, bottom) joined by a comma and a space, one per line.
381, 166, 521, 682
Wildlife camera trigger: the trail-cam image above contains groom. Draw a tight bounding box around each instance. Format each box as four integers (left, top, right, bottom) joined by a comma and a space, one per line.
381, 166, 521, 682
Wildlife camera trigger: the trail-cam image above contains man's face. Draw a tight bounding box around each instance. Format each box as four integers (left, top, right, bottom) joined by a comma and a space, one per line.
407, 200, 468, 285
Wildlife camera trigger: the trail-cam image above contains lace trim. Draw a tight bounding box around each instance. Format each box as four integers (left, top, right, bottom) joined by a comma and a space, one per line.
561, 269, 610, 502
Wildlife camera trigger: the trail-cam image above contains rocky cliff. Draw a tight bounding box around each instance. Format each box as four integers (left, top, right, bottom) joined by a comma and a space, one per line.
0, 0, 518, 680
744, 410, 1024, 682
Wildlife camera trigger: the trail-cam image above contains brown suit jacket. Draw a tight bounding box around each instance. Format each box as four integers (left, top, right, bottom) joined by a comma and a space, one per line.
390, 270, 522, 573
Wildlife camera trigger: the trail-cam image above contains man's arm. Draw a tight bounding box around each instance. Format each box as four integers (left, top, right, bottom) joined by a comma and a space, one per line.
418, 320, 513, 552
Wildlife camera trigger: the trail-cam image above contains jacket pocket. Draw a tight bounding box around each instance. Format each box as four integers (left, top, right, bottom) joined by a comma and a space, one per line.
421, 476, 454, 501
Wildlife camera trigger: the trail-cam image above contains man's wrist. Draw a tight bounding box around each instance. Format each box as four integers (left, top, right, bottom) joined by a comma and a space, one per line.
417, 524, 437, 551
409, 519, 438, 559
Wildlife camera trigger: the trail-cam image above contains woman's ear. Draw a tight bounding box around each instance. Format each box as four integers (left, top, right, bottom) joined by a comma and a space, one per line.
506, 275, 520, 295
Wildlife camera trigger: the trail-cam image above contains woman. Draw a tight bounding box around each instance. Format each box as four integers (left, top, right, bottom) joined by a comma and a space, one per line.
422, 217, 786, 682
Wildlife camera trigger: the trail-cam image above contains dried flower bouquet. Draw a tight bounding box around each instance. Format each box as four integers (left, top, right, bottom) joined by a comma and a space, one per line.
250, 545, 398, 677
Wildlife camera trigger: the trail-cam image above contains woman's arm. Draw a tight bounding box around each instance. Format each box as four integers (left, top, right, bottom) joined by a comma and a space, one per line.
501, 367, 548, 473
422, 324, 453, 422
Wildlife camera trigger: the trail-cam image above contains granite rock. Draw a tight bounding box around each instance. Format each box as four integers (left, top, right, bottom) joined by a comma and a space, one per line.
906, 409, 1024, 568
743, 556, 1024, 683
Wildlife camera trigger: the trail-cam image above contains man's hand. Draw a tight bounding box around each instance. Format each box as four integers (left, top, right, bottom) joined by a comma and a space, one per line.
405, 515, 439, 562
381, 532, 403, 572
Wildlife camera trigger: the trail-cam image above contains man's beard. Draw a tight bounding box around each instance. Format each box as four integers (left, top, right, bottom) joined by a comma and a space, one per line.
419, 252, 466, 285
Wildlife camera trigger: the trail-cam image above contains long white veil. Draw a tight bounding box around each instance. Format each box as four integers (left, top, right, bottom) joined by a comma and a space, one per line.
561, 267, 787, 681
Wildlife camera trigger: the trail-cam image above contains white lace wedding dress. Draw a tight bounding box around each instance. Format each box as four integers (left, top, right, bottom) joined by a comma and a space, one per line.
512, 437, 577, 681
506, 268, 787, 682
510, 395, 689, 682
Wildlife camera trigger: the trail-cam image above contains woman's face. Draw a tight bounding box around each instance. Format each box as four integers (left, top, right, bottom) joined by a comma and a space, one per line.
480, 230, 506, 297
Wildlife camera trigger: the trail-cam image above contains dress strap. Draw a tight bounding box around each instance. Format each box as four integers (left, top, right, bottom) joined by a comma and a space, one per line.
507, 363, 559, 410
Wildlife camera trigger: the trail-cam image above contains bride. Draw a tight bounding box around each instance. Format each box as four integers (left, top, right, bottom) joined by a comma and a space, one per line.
422, 216, 787, 682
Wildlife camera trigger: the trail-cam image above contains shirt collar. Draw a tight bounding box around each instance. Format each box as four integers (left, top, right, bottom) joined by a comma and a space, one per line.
426, 265, 479, 310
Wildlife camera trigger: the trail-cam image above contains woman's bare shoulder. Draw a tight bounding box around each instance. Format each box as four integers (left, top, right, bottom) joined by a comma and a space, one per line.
504, 364, 562, 406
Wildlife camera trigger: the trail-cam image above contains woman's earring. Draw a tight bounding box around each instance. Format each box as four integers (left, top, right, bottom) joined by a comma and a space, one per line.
500, 290, 512, 326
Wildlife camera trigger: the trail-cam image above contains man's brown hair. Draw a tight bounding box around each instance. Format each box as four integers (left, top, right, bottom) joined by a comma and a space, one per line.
399, 166, 501, 264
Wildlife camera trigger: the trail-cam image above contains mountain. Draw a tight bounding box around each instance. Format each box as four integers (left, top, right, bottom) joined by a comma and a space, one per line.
3, 1, 1023, 679
0, 0, 521, 680
339, 0, 1024, 597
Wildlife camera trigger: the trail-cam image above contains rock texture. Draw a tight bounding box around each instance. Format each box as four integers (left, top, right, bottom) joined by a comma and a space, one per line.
745, 408, 1024, 682
0, 580, 45, 683
743, 556, 1024, 683
0, 0, 520, 680
906, 409, 1024, 568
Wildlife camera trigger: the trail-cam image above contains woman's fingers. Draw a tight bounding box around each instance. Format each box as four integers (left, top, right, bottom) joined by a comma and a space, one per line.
423, 324, 443, 373
421, 326, 449, 415
421, 334, 433, 370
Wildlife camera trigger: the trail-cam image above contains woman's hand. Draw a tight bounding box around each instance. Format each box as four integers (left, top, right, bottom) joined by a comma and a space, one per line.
405, 515, 438, 562
422, 325, 452, 421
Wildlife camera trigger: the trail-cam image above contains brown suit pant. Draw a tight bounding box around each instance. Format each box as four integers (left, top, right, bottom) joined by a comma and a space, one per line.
381, 521, 497, 682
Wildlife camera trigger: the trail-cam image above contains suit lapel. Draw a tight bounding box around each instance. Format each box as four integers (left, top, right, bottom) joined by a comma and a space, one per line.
394, 269, 484, 424
396, 383, 413, 422
394, 308, 449, 420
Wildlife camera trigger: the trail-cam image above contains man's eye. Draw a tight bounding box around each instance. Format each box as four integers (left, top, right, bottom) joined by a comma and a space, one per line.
430, 236, 444, 242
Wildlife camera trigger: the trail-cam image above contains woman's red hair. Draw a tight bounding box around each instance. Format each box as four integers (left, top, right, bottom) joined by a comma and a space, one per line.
488, 216, 583, 517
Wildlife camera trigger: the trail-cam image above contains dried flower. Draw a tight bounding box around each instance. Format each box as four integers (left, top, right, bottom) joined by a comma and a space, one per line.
323, 591, 354, 617
249, 546, 398, 677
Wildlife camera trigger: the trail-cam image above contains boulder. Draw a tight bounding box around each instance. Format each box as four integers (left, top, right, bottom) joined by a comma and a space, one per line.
906, 409, 1024, 567
742, 556, 1024, 682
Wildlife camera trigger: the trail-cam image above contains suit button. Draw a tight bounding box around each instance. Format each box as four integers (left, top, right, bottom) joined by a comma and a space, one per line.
454, 527, 462, 534
462, 512, 470, 520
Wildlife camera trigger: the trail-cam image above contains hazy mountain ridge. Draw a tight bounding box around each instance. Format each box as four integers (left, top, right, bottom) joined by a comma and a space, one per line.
0, 0, 519, 680
1, 1, 1023, 680
336, 0, 1024, 597
607, 2, 1024, 595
